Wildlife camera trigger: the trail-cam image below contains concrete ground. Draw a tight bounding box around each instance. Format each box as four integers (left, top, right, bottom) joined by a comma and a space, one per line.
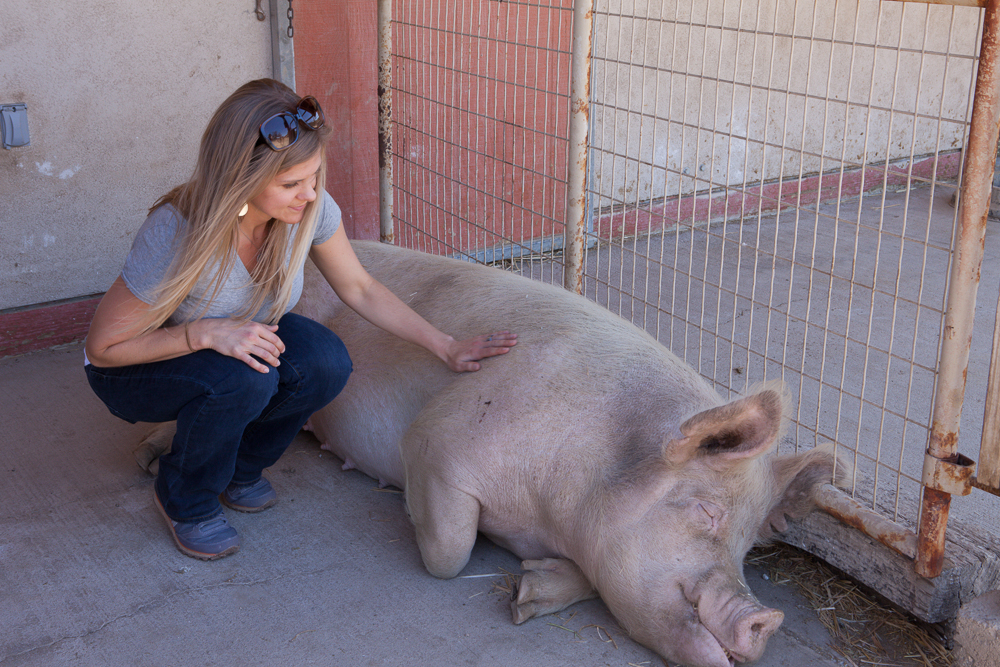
3, 342, 851, 667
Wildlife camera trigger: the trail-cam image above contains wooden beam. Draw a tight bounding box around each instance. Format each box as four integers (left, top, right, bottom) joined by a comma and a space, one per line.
780, 509, 1000, 624
979, 288, 1000, 491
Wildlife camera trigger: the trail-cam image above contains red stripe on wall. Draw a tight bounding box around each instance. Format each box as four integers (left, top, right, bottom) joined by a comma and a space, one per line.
594, 153, 963, 241
0, 297, 101, 359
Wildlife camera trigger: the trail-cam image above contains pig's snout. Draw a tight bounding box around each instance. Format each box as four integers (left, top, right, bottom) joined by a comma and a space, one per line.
693, 576, 785, 665
730, 607, 783, 662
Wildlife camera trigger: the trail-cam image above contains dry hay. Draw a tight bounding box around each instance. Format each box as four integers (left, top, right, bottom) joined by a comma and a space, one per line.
748, 543, 954, 667
489, 568, 519, 599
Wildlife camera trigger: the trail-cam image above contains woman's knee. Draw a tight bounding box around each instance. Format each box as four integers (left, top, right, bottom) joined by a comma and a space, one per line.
318, 332, 353, 401
295, 329, 352, 406
84, 351, 279, 424
206, 355, 280, 416
277, 314, 353, 404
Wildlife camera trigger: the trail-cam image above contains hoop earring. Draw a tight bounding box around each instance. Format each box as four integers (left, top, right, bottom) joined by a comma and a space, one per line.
238, 203, 249, 217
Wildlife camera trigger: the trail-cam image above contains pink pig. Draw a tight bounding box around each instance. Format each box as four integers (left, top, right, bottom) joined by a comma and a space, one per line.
295, 242, 839, 667
136, 241, 838, 667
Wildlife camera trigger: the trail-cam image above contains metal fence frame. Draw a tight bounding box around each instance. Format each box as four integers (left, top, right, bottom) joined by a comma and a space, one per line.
377, 0, 1000, 605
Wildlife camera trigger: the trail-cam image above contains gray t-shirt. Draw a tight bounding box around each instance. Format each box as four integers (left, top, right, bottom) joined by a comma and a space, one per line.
122, 190, 341, 325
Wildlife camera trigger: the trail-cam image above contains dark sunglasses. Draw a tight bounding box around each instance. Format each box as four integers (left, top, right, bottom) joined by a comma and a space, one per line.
258, 96, 325, 151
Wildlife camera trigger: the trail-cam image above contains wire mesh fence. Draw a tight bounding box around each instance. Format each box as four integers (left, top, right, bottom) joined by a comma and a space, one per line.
583, 0, 982, 533
384, 0, 992, 540
390, 0, 574, 285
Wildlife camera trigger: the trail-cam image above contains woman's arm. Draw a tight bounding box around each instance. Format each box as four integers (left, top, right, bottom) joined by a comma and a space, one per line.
84, 275, 285, 373
308, 226, 516, 372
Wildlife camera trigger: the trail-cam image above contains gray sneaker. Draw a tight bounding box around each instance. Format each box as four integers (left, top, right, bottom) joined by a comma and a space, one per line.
153, 487, 240, 560
221, 477, 278, 513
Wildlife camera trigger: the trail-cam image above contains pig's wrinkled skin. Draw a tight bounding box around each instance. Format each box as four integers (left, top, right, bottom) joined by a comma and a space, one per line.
136, 241, 839, 667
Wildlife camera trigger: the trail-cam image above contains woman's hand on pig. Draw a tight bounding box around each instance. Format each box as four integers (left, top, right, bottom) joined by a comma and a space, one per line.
443, 331, 518, 372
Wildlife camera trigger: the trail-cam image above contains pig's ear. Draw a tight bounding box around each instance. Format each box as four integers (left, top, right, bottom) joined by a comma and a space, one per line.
664, 388, 784, 466
758, 442, 840, 539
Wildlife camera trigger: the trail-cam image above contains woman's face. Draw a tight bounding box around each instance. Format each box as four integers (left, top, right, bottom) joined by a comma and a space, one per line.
246, 152, 323, 226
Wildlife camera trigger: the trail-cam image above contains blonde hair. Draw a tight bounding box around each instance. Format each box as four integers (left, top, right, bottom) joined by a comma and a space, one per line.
139, 78, 332, 333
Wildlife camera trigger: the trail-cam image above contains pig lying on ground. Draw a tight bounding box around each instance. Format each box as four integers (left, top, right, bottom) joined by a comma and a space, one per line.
135, 241, 839, 667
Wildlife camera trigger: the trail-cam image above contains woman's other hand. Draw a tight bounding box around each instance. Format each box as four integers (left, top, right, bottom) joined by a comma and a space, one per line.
442, 331, 517, 373
192, 318, 286, 373
310, 227, 517, 374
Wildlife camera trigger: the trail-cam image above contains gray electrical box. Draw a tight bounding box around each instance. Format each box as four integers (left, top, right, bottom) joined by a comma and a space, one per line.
1, 104, 30, 149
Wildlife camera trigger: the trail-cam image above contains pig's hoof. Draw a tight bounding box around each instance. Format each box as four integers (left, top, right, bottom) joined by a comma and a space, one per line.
510, 558, 596, 624
133, 445, 160, 475
134, 423, 175, 476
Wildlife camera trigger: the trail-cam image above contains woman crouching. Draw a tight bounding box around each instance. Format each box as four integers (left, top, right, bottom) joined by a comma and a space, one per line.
84, 78, 516, 560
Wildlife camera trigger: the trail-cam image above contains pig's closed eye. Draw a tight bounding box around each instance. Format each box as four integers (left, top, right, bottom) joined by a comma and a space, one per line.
693, 500, 723, 533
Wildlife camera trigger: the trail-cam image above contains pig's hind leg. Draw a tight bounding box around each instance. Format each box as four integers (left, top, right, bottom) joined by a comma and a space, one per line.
511, 558, 597, 624
134, 422, 177, 475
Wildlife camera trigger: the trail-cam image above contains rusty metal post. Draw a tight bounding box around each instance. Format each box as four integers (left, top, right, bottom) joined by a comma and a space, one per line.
377, 0, 394, 244
915, 0, 1000, 578
978, 284, 1000, 492
815, 485, 919, 559
886, 1, 987, 8
562, 0, 594, 294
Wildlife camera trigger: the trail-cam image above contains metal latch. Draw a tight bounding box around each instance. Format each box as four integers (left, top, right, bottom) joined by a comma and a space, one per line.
922, 451, 976, 496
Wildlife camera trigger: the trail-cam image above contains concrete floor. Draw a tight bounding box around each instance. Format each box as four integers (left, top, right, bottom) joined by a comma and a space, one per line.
2, 342, 851, 667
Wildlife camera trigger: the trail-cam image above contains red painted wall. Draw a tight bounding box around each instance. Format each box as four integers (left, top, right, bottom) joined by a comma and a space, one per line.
295, 0, 381, 240
0, 297, 100, 358
387, 1, 574, 258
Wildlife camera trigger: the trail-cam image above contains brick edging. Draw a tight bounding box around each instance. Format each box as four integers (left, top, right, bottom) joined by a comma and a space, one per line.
0, 296, 101, 359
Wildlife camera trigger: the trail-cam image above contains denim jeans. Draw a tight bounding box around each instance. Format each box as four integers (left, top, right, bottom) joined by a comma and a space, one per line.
86, 313, 352, 521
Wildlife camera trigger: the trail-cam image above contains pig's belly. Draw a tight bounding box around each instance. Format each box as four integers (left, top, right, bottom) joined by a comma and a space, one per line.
311, 413, 407, 489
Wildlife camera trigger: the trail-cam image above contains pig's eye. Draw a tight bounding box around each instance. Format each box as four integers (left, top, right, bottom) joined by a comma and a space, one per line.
693, 500, 723, 534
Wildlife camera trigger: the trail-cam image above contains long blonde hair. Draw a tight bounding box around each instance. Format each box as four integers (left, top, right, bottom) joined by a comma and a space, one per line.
140, 78, 332, 333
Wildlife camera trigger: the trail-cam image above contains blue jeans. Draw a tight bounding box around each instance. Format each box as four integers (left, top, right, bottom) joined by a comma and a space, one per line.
86, 313, 352, 521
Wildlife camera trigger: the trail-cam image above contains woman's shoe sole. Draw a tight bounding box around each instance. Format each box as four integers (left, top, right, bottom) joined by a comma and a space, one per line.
153, 487, 240, 560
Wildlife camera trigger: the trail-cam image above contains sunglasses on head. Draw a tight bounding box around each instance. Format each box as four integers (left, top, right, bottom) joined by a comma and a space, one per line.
257, 96, 325, 151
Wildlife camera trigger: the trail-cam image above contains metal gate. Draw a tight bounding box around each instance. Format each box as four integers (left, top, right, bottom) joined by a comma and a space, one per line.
378, 0, 1000, 621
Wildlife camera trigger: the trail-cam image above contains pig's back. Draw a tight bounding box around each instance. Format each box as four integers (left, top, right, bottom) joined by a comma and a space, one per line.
300, 241, 719, 490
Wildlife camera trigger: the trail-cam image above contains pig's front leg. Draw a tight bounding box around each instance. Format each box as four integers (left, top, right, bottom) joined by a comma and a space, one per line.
404, 467, 481, 579
511, 558, 598, 624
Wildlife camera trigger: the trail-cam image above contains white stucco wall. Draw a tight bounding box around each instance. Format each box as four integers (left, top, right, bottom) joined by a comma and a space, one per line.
0, 1, 272, 310
589, 0, 982, 208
